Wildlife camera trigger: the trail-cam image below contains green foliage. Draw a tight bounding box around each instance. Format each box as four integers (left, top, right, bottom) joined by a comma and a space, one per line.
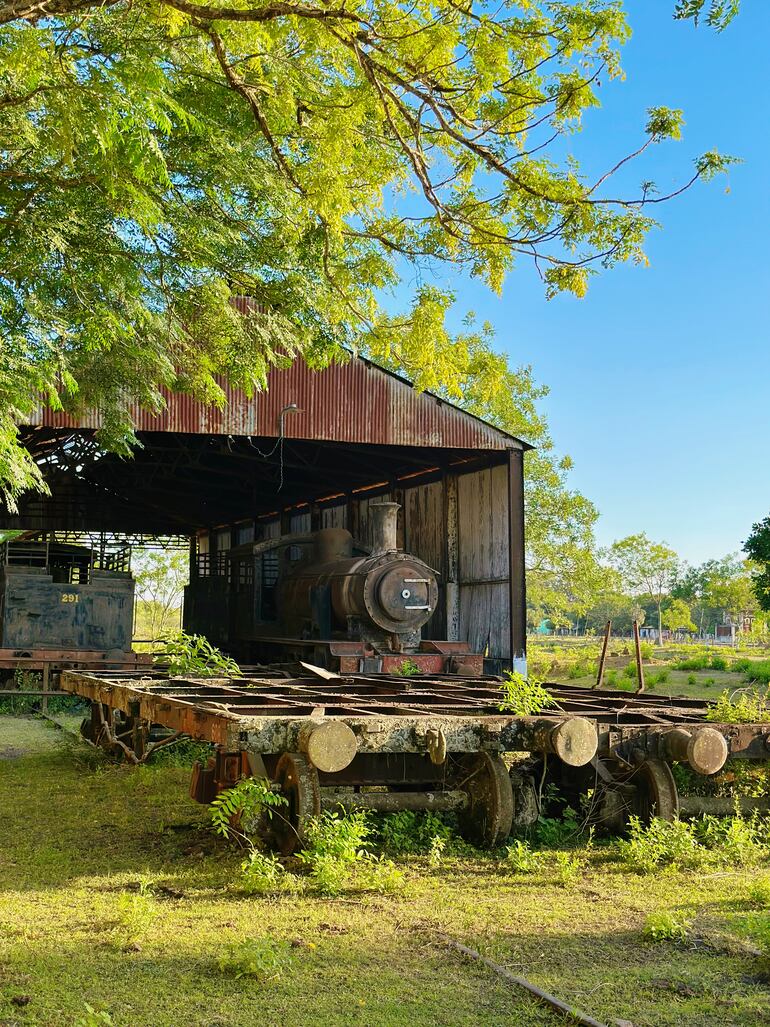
209, 777, 287, 842
674, 0, 741, 31
707, 689, 770, 724
240, 850, 296, 895
506, 840, 541, 874
618, 813, 768, 874
156, 632, 241, 678
748, 878, 770, 908
378, 810, 452, 856
297, 809, 371, 895
147, 738, 214, 768
217, 938, 292, 983
662, 598, 697, 635
115, 890, 156, 946
390, 659, 421, 678
133, 548, 188, 642
75, 1005, 115, 1027
498, 672, 558, 716
643, 911, 691, 944
504, 839, 584, 886
0, 0, 733, 516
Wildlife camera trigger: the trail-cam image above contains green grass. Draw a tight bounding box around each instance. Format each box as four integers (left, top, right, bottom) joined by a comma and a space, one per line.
1, 718, 770, 1026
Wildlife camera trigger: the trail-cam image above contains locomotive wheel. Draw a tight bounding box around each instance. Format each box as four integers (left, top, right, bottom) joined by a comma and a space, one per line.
454, 752, 514, 848
272, 752, 321, 855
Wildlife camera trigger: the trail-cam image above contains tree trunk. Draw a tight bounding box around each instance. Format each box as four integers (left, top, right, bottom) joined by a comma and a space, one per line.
657, 603, 663, 646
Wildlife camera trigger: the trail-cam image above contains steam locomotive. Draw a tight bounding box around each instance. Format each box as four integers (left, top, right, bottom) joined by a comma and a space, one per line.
184, 503, 482, 674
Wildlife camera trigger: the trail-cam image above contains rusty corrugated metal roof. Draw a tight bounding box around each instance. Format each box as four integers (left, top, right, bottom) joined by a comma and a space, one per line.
24, 356, 529, 452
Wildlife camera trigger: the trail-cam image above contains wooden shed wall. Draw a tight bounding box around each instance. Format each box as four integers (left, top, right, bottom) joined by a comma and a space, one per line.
198, 462, 514, 661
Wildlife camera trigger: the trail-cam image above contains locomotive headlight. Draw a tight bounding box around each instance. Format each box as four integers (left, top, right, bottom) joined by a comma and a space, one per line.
401, 588, 411, 599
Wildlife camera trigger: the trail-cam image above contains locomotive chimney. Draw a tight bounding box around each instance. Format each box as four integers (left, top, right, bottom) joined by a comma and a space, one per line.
369, 502, 400, 554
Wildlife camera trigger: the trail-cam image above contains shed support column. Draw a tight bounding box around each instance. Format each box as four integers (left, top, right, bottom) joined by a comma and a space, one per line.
445, 473, 460, 641
507, 449, 527, 674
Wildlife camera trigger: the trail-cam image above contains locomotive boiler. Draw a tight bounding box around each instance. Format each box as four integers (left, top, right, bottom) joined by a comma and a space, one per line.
186, 503, 483, 674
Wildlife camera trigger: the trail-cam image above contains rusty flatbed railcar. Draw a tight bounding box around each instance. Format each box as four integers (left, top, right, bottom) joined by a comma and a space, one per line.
61, 670, 769, 851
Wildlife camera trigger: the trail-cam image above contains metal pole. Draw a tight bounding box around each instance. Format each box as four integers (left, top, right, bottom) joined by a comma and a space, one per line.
594, 619, 611, 689
633, 620, 645, 694
507, 449, 527, 672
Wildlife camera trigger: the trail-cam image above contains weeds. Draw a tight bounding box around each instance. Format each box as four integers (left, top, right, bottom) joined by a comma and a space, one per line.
391, 658, 421, 677
644, 911, 691, 943
115, 891, 155, 946
747, 878, 770, 908
706, 688, 770, 724
498, 671, 558, 716
618, 812, 769, 874
240, 850, 296, 895
75, 1005, 114, 1027
155, 632, 241, 677
297, 809, 369, 894
504, 840, 585, 887
378, 810, 451, 855
217, 938, 292, 982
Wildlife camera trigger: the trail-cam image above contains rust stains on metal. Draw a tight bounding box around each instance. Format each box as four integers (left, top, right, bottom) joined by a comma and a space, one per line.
24, 357, 527, 452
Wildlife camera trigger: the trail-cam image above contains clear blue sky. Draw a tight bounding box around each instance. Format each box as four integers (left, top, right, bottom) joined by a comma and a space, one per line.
441, 2, 770, 567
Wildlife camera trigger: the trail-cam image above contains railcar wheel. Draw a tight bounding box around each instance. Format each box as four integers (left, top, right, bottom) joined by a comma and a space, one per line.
454, 752, 514, 848
628, 758, 679, 822
272, 752, 321, 854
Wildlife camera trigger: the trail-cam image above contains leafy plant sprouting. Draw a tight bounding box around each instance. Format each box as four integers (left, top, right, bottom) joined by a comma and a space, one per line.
210, 777, 287, 843
155, 632, 241, 678
378, 810, 452, 856
240, 850, 297, 895
643, 911, 691, 944
505, 840, 541, 874
391, 658, 421, 677
297, 809, 371, 895
498, 672, 558, 716
75, 1005, 115, 1027
217, 938, 292, 982
706, 688, 770, 724
115, 891, 156, 947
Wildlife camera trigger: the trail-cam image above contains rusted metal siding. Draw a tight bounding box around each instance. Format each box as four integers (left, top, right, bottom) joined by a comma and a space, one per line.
25, 358, 524, 452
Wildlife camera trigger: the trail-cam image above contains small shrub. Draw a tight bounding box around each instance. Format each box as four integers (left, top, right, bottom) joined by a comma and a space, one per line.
553, 850, 584, 887
297, 809, 370, 895
498, 672, 558, 716
639, 641, 654, 660
378, 810, 451, 855
687, 673, 697, 686
358, 854, 405, 893
618, 817, 705, 874
505, 840, 541, 874
217, 938, 292, 982
391, 658, 421, 677
657, 670, 670, 684
605, 670, 618, 687
149, 738, 215, 768
706, 689, 770, 724
156, 632, 241, 677
643, 911, 690, 943
241, 850, 297, 895
623, 661, 637, 680
710, 654, 728, 672
210, 777, 288, 843
115, 891, 155, 945
427, 834, 446, 869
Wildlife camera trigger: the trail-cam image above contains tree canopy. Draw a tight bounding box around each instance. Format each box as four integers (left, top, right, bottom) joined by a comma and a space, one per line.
0, 0, 735, 509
